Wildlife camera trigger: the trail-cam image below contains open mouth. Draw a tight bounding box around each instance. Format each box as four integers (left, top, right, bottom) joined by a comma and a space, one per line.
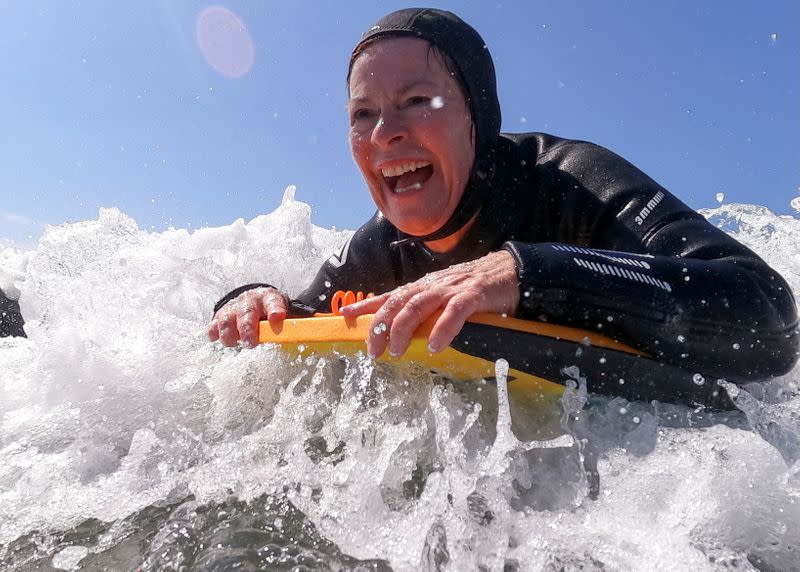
381, 161, 434, 194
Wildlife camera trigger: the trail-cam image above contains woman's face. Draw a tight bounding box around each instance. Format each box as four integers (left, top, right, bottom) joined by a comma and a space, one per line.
348, 37, 475, 237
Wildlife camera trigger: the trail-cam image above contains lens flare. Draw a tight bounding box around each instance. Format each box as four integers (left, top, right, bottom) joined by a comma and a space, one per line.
196, 6, 254, 78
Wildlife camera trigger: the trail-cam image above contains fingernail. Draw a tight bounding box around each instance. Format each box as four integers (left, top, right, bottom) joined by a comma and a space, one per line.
428, 343, 440, 354
389, 349, 401, 358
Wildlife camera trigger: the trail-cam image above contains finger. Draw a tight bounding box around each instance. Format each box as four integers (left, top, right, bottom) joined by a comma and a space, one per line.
262, 292, 288, 326
427, 294, 479, 353
366, 290, 415, 358
217, 314, 241, 347
236, 303, 261, 348
339, 293, 387, 317
388, 292, 442, 357
208, 320, 221, 341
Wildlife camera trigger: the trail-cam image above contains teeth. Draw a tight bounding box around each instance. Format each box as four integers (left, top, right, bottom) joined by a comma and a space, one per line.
395, 182, 422, 194
381, 161, 430, 178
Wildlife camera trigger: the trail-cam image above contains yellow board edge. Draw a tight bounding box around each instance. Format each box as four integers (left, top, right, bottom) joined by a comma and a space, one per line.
258, 313, 643, 400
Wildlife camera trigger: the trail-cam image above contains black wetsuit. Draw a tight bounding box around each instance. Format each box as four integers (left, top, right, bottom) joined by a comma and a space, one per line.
217, 133, 799, 398
0, 287, 25, 338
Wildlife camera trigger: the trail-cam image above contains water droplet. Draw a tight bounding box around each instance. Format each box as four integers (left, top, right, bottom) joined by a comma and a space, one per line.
372, 322, 388, 335
715, 192, 725, 203
693, 373, 705, 385
770, 33, 778, 43
732, 342, 740, 350
318, 294, 326, 301
324, 280, 331, 288
677, 335, 686, 343
632, 416, 641, 424
599, 357, 607, 364
619, 407, 628, 415
618, 378, 625, 385
431, 96, 444, 109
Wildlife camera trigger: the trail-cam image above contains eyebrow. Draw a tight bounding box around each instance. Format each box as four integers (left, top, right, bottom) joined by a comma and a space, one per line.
349, 79, 439, 104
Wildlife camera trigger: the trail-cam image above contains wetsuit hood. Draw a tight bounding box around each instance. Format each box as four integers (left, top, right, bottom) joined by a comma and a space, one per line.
348, 8, 502, 245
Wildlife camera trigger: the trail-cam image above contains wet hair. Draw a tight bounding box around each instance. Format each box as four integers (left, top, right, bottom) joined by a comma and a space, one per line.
348, 8, 501, 245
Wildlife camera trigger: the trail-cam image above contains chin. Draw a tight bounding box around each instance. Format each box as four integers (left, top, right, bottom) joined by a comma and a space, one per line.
390, 217, 438, 237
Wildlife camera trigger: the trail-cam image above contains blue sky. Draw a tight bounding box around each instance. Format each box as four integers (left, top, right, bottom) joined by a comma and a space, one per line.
0, 1, 798, 245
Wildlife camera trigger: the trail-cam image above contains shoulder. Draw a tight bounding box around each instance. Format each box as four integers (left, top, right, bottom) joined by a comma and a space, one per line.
500, 132, 624, 167
502, 131, 668, 194
323, 211, 397, 270
351, 211, 397, 249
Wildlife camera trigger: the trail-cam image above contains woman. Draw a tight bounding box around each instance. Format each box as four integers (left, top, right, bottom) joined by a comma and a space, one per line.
208, 8, 798, 397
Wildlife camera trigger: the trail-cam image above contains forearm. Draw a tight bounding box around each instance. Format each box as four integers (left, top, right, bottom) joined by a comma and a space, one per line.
504, 241, 799, 380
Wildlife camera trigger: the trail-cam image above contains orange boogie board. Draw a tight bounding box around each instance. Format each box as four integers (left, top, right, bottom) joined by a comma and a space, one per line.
257, 311, 726, 406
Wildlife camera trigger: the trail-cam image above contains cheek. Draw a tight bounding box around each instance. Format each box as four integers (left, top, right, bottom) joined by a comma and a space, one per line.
349, 134, 370, 169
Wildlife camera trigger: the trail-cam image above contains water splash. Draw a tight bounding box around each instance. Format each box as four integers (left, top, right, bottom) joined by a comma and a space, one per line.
1, 197, 799, 570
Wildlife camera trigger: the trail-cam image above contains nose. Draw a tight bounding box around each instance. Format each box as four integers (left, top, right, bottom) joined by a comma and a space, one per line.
370, 108, 406, 148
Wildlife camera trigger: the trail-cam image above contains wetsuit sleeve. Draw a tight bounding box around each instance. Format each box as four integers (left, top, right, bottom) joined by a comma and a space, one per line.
0, 288, 25, 338
503, 140, 799, 381
212, 283, 318, 318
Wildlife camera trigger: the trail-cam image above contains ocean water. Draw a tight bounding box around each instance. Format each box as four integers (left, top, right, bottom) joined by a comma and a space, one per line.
1, 188, 799, 571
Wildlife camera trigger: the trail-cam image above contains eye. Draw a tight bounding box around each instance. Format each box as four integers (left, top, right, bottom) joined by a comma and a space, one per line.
406, 95, 430, 107
350, 107, 376, 124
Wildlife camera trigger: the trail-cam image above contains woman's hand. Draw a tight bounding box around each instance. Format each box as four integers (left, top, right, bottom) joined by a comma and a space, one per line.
340, 250, 520, 358
208, 287, 289, 347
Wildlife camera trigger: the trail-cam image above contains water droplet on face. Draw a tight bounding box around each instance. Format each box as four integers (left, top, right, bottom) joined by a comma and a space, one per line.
693, 373, 705, 385
431, 96, 444, 109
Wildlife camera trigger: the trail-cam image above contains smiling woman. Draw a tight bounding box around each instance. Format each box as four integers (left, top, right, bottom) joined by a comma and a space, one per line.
208, 8, 798, 402
347, 37, 475, 245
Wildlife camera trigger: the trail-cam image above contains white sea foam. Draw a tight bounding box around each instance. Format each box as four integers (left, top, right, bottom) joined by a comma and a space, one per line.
0, 196, 798, 570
